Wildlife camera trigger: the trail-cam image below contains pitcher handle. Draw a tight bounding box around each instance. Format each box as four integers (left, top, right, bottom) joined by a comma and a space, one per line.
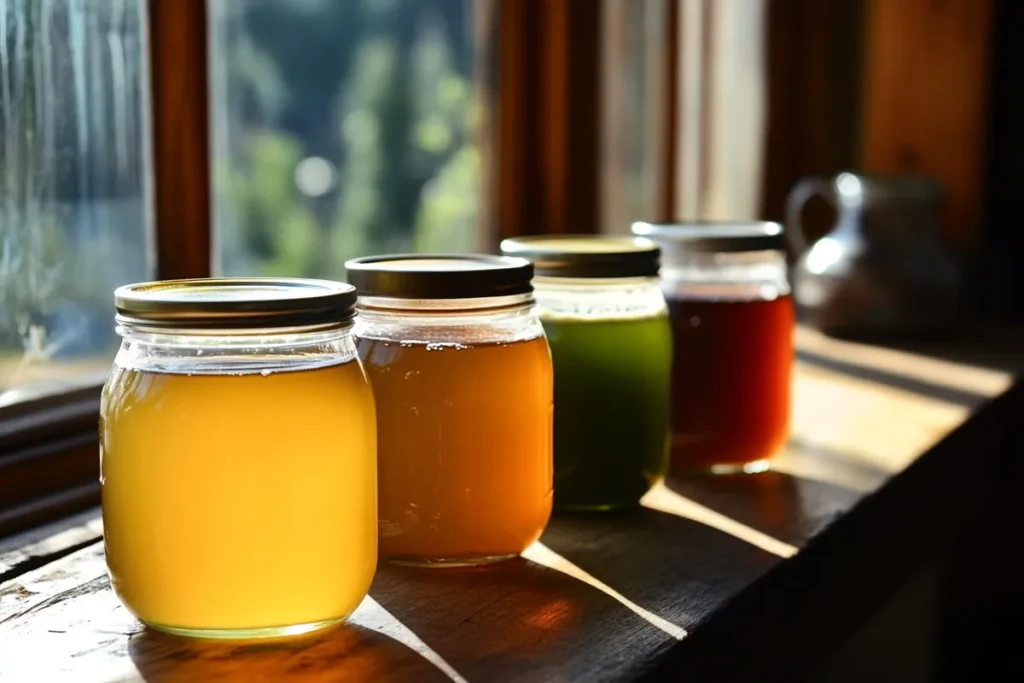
784, 177, 835, 258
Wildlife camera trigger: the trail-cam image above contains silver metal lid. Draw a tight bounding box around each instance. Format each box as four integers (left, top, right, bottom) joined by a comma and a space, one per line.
114, 278, 357, 329
345, 254, 534, 299
632, 221, 785, 252
500, 235, 661, 278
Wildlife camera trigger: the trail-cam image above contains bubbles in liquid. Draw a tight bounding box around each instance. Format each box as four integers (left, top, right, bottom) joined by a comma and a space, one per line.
260, 369, 272, 377
425, 342, 468, 352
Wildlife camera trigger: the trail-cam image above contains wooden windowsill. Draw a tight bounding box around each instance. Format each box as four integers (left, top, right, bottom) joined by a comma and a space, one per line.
0, 328, 1019, 681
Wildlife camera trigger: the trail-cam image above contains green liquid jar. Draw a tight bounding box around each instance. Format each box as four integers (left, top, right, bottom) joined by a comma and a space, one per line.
501, 236, 672, 510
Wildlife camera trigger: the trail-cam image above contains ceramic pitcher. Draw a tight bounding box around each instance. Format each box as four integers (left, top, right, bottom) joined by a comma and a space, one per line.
786, 172, 962, 338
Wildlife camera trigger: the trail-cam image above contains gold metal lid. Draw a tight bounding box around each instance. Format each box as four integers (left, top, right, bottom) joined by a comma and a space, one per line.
345, 254, 534, 299
114, 278, 357, 329
500, 235, 661, 278
632, 221, 785, 252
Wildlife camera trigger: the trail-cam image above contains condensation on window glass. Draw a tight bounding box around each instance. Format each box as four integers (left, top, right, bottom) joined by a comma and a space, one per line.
211, 0, 490, 279
0, 0, 151, 406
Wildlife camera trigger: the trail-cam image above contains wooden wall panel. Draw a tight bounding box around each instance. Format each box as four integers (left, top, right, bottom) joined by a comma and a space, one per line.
496, 0, 603, 239
861, 0, 993, 252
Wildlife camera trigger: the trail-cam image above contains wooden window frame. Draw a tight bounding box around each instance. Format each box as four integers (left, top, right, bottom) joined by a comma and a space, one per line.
1, 0, 997, 537
0, 0, 624, 537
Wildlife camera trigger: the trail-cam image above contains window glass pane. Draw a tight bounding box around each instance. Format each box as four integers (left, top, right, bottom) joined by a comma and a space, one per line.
0, 0, 151, 406
601, 0, 666, 233
211, 0, 490, 279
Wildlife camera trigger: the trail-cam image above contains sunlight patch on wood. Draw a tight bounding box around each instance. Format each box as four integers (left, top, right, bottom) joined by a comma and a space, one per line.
770, 448, 886, 494
642, 483, 798, 558
351, 596, 469, 683
521, 541, 687, 640
792, 362, 970, 473
795, 326, 1012, 398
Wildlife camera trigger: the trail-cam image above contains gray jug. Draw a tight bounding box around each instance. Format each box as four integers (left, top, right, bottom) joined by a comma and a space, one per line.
786, 172, 963, 338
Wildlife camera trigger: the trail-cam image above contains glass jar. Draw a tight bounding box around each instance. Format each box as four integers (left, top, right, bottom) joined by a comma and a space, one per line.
633, 222, 795, 474
100, 279, 377, 638
500, 236, 672, 510
346, 255, 553, 566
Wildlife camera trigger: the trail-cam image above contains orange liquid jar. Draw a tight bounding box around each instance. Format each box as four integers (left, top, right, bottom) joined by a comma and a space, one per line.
634, 222, 795, 474
100, 279, 377, 638
347, 255, 554, 566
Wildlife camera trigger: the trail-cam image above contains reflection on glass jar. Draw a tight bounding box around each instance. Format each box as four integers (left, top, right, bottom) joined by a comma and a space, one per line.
501, 236, 671, 510
347, 255, 553, 566
100, 279, 377, 638
634, 222, 794, 474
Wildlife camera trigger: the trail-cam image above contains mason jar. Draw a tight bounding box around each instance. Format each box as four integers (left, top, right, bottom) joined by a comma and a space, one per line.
500, 236, 672, 510
633, 221, 794, 474
101, 278, 377, 638
346, 254, 553, 566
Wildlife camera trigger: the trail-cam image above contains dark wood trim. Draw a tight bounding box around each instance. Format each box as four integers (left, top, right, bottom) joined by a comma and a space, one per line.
0, 434, 98, 507
0, 483, 100, 540
0, 382, 100, 537
763, 0, 836, 224
148, 0, 212, 279
0, 384, 100, 451
0, 432, 99, 538
657, 0, 679, 222
761, 0, 863, 241
496, 0, 604, 239
495, 0, 531, 241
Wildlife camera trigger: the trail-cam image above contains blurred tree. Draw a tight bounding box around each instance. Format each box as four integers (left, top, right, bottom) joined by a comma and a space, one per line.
214, 0, 482, 278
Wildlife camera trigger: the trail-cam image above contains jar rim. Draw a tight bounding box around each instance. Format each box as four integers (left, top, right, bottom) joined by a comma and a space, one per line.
355, 293, 534, 316
500, 235, 660, 278
114, 277, 357, 330
632, 221, 784, 253
345, 253, 533, 300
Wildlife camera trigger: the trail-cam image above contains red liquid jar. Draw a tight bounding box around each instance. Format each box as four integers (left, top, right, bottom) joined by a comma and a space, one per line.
633, 222, 794, 473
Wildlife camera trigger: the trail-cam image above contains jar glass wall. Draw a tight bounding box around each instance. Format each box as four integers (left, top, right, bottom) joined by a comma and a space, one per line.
633, 222, 795, 474
347, 255, 553, 566
501, 236, 671, 509
100, 279, 377, 638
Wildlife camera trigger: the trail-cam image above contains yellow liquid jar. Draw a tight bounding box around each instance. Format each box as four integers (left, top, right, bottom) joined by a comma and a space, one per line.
100, 278, 377, 639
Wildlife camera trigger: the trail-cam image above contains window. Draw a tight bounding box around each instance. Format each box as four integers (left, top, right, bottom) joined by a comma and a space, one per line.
600, 0, 669, 234
0, 0, 151, 407
0, 0, 667, 536
210, 0, 489, 279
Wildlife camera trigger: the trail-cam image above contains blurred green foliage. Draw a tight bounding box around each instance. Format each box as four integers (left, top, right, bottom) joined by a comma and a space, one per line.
215, 0, 482, 279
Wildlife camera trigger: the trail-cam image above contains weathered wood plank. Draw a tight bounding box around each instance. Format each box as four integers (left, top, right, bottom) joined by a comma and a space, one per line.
0, 508, 102, 583
0, 332, 1016, 682
646, 381, 1023, 682
0, 506, 784, 682
0, 544, 455, 682
664, 472, 862, 548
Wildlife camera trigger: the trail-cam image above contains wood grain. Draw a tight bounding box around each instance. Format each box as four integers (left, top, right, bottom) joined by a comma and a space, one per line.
658, 0, 679, 222
496, 0, 603, 239
861, 0, 993, 251
761, 0, 863, 225
0, 385, 102, 538
0, 546, 448, 683
0, 333, 1018, 681
664, 472, 862, 548
647, 381, 1023, 682
0, 509, 101, 582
